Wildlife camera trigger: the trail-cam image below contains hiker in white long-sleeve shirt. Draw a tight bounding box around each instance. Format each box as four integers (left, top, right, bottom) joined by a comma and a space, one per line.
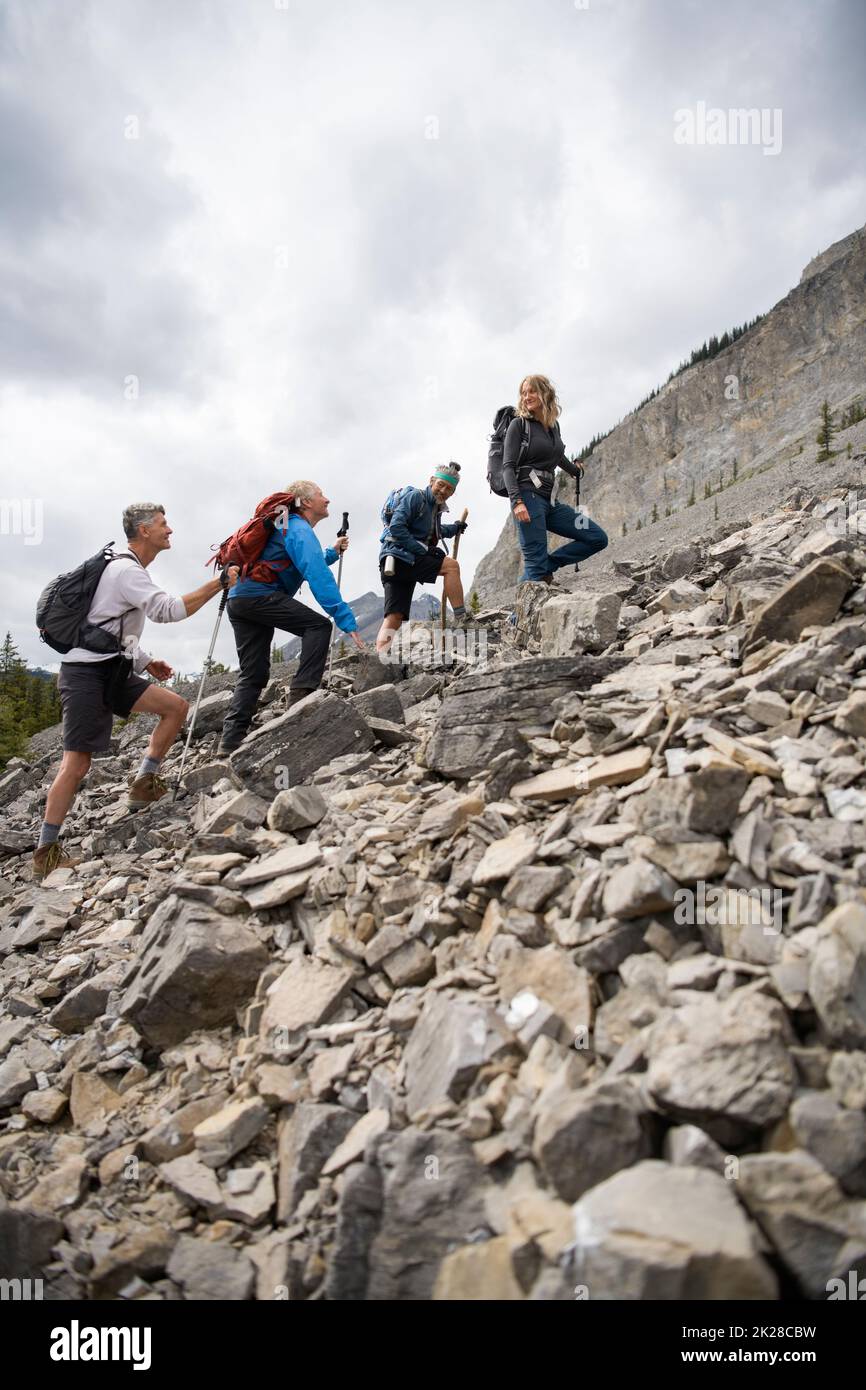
33, 503, 238, 881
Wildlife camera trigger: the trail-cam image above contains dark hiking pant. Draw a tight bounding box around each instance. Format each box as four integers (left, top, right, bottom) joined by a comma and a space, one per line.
221, 593, 331, 743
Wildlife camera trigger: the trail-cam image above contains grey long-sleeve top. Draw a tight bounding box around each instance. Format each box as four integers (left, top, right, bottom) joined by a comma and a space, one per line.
502, 417, 582, 506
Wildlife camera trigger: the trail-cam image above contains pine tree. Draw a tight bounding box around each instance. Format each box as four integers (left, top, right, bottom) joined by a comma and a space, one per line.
271, 644, 284, 664
687, 484, 696, 508
635, 518, 643, 531
0, 632, 24, 676
732, 457, 739, 483
621, 521, 628, 536
0, 633, 28, 725
713, 498, 719, 520
816, 399, 835, 461
651, 502, 659, 524
0, 696, 25, 767
469, 590, 480, 615
704, 480, 711, 499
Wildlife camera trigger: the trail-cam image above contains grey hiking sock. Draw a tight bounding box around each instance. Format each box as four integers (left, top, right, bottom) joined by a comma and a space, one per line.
38, 822, 61, 849
452, 605, 467, 618
137, 755, 162, 779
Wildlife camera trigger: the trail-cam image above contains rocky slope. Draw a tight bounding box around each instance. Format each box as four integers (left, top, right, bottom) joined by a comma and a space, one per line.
2, 474, 866, 1301
471, 223, 866, 606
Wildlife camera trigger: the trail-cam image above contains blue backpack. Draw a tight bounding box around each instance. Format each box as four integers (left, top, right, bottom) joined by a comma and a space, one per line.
381, 487, 410, 525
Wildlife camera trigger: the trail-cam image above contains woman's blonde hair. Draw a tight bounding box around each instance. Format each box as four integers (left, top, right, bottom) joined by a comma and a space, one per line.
516, 375, 561, 431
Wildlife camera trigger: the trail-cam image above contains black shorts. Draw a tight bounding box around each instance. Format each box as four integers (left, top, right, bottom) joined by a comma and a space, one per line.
380, 548, 445, 618
58, 657, 150, 753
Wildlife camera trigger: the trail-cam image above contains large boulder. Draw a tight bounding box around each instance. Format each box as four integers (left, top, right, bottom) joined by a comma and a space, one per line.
533, 1077, 655, 1202
538, 592, 622, 655
744, 555, 853, 650
188, 690, 234, 739
230, 691, 374, 794
736, 1151, 866, 1299
628, 766, 749, 839
645, 991, 796, 1136
367, 1128, 492, 1300
119, 895, 268, 1047
571, 1160, 777, 1299
349, 684, 405, 724
809, 902, 866, 1047
401, 992, 519, 1118
423, 655, 628, 780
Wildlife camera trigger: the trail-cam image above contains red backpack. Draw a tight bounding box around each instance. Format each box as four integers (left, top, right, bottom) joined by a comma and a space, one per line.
208, 492, 296, 583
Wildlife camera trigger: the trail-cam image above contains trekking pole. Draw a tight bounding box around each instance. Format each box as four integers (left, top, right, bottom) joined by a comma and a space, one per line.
173, 588, 228, 798
326, 512, 349, 688
574, 460, 583, 571
440, 508, 469, 631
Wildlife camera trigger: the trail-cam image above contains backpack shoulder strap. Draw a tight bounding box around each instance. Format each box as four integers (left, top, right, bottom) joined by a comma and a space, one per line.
517, 416, 532, 464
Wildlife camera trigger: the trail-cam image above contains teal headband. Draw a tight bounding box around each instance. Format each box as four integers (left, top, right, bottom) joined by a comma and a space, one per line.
434, 468, 459, 487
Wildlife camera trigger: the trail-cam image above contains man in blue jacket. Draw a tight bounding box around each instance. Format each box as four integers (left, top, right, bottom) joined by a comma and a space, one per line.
219, 480, 365, 754
376, 463, 468, 656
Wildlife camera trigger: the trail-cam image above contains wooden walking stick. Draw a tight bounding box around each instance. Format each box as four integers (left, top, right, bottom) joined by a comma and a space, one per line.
441, 508, 469, 630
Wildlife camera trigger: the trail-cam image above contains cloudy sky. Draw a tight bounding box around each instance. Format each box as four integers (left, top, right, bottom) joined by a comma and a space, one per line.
2, 0, 865, 675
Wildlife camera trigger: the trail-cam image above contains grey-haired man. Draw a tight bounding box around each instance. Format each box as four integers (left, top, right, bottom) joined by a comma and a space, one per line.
33, 504, 238, 880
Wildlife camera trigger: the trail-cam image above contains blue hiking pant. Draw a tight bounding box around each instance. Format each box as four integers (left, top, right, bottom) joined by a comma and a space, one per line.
512, 488, 608, 583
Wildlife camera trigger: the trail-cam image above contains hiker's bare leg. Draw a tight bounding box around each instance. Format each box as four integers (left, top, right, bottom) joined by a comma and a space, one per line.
376, 613, 404, 654
131, 685, 190, 759
44, 751, 92, 825
440, 557, 464, 612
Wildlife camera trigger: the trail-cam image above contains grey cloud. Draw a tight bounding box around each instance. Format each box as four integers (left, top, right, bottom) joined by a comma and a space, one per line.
0, 4, 217, 397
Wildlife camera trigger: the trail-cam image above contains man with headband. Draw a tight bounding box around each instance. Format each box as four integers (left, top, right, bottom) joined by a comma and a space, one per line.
376, 462, 468, 656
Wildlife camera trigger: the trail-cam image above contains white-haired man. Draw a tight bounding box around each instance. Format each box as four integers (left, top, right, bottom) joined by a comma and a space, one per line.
218, 480, 364, 755
33, 504, 238, 880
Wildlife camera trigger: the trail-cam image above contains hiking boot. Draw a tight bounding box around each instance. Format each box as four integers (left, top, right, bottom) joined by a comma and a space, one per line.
217, 736, 244, 757
287, 686, 316, 708
33, 841, 81, 880
127, 772, 169, 809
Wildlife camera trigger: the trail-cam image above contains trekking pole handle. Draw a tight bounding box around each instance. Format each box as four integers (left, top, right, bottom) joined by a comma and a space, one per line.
338, 512, 349, 537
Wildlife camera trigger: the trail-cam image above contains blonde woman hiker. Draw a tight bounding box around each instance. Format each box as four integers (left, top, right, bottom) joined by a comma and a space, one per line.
504, 375, 608, 583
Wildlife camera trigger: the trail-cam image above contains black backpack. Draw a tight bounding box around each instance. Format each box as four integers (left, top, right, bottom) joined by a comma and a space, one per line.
487, 407, 530, 497
36, 544, 135, 655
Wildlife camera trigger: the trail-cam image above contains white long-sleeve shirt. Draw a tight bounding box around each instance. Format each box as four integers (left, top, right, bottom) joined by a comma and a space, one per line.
63, 552, 188, 673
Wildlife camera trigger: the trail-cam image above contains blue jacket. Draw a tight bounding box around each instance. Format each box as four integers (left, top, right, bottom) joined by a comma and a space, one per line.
380, 486, 462, 565
229, 514, 357, 632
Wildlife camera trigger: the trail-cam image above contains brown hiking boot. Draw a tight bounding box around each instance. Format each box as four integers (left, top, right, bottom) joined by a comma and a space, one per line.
33, 841, 81, 880
127, 772, 169, 809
